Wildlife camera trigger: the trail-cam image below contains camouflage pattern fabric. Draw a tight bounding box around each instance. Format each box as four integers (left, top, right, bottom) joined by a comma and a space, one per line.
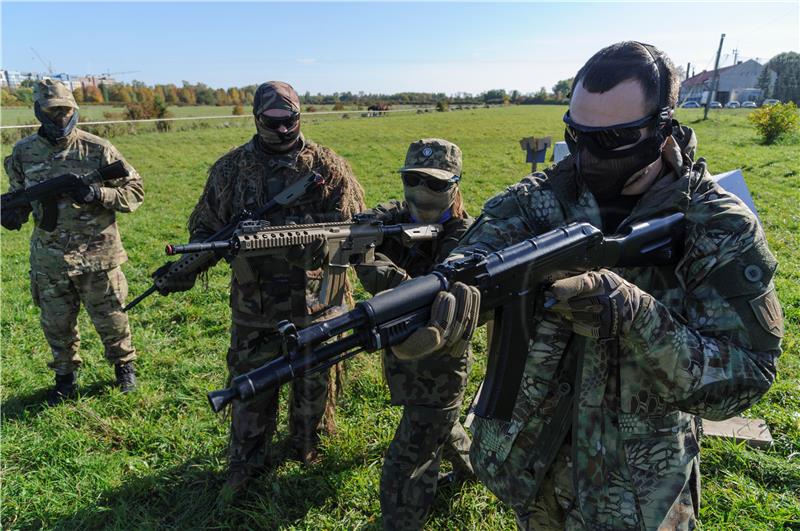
4, 129, 144, 276
357, 201, 475, 530
226, 325, 331, 475
253, 81, 301, 116
4, 128, 142, 374
34, 78, 79, 109
452, 125, 782, 529
188, 134, 364, 469
399, 138, 462, 181
30, 266, 135, 375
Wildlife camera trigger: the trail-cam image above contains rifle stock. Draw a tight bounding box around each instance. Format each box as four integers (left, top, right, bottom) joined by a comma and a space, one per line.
206, 213, 685, 418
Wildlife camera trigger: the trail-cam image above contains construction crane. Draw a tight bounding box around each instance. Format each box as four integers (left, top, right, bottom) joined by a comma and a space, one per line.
98, 70, 140, 81
30, 47, 53, 74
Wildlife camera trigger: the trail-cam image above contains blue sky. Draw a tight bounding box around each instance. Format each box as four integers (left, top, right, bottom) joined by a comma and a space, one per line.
2, 2, 798, 94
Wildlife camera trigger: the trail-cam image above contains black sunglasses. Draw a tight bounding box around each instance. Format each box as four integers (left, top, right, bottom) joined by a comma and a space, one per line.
563, 110, 667, 151
258, 112, 300, 130
402, 172, 459, 192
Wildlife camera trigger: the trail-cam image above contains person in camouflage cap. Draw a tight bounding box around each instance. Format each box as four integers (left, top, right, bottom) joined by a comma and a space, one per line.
3, 79, 144, 404
391, 42, 783, 529
161, 80, 365, 497
355, 138, 475, 530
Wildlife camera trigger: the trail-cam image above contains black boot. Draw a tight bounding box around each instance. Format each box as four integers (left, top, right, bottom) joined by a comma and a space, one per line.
47, 372, 77, 406
114, 362, 137, 393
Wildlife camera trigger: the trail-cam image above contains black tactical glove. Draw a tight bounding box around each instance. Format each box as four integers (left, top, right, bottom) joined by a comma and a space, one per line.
1, 206, 31, 231
70, 182, 102, 204
285, 237, 329, 270
153, 261, 199, 295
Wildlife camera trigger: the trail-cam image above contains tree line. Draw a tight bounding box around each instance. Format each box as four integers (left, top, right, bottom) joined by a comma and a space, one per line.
1, 79, 575, 109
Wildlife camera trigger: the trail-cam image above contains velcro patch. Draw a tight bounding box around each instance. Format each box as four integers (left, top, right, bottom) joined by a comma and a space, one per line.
749, 287, 784, 338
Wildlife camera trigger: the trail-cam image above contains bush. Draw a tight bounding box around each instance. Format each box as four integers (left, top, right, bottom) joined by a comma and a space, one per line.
306, 105, 317, 113
333, 102, 345, 111
436, 100, 449, 112
748, 101, 799, 143
232, 104, 244, 116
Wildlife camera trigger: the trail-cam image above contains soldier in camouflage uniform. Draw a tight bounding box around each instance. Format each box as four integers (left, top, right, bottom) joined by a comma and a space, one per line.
160, 81, 364, 493
393, 42, 783, 529
2, 79, 143, 404
355, 139, 475, 530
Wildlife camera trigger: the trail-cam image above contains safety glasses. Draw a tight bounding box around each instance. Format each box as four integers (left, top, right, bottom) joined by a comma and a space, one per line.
563, 110, 666, 151
402, 172, 459, 192
258, 112, 300, 130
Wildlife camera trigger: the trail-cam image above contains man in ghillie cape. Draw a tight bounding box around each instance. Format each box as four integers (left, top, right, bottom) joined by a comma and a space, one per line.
160, 81, 365, 496
392, 42, 783, 529
3, 79, 144, 404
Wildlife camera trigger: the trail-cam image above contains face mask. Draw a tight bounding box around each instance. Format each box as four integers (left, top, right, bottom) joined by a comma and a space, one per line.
566, 129, 665, 202
255, 117, 301, 153
35, 102, 78, 142
404, 183, 456, 223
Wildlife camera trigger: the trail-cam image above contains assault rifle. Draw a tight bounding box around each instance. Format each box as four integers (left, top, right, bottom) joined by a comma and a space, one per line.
207, 212, 685, 420
165, 216, 443, 307
123, 172, 325, 311
1, 160, 129, 232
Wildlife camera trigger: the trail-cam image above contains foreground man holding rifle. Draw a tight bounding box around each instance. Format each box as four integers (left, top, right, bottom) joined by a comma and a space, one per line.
3, 79, 144, 404
211, 43, 783, 528
171, 81, 365, 497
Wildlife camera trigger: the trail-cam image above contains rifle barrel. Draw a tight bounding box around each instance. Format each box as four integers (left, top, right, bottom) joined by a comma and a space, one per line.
165, 240, 233, 255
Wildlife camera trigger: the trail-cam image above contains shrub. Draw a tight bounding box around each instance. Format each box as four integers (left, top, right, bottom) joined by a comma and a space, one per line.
749, 101, 799, 143
333, 102, 345, 111
436, 100, 449, 112
306, 105, 317, 113
232, 104, 244, 116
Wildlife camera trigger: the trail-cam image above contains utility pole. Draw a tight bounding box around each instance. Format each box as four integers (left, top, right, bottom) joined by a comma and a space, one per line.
686, 62, 691, 81
704, 33, 726, 120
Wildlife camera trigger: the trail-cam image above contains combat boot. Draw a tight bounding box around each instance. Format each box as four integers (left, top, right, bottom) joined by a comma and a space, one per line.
47, 372, 77, 406
114, 362, 137, 393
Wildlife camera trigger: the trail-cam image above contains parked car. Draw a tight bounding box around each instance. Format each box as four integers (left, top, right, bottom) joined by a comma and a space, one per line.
709, 101, 723, 109
762, 99, 781, 106
681, 101, 701, 108
742, 101, 757, 108
725, 101, 741, 109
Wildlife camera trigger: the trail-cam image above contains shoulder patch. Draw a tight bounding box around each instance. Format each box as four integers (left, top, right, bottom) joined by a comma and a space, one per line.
749, 287, 784, 338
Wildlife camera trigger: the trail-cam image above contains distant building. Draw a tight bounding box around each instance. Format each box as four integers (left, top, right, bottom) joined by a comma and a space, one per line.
680, 59, 776, 104
1, 70, 118, 91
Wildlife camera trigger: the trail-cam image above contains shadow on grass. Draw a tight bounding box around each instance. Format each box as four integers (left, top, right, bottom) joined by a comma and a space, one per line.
1, 380, 109, 422
49, 441, 373, 530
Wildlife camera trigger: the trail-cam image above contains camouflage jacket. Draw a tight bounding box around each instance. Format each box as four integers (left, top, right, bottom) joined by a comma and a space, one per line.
188, 135, 365, 329
357, 199, 472, 295
459, 126, 783, 529
4, 129, 143, 276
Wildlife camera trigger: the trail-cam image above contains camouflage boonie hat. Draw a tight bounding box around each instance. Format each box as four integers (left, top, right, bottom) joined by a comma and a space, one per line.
399, 138, 462, 181
253, 81, 301, 116
35, 79, 79, 110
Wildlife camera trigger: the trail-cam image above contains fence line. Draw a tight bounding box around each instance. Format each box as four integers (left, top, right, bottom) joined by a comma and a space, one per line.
0, 107, 430, 130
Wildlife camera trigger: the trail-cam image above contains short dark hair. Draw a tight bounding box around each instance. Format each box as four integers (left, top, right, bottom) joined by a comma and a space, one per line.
571, 41, 679, 114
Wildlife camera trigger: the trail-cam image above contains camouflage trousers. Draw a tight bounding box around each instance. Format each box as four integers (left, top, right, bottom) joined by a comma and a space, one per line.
30, 266, 135, 375
380, 347, 474, 531
506, 444, 697, 530
226, 324, 331, 475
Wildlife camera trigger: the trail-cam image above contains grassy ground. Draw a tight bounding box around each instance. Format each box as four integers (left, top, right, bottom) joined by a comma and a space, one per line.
1, 106, 798, 529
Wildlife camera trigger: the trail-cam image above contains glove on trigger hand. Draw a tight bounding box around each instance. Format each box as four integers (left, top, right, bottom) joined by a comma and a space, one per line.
543, 269, 647, 339
70, 182, 101, 204
392, 281, 481, 361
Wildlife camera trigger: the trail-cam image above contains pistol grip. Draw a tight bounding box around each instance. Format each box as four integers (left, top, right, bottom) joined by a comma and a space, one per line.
39, 197, 59, 232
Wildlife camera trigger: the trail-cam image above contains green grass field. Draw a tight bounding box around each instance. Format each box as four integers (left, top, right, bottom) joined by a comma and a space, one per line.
2, 106, 798, 529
